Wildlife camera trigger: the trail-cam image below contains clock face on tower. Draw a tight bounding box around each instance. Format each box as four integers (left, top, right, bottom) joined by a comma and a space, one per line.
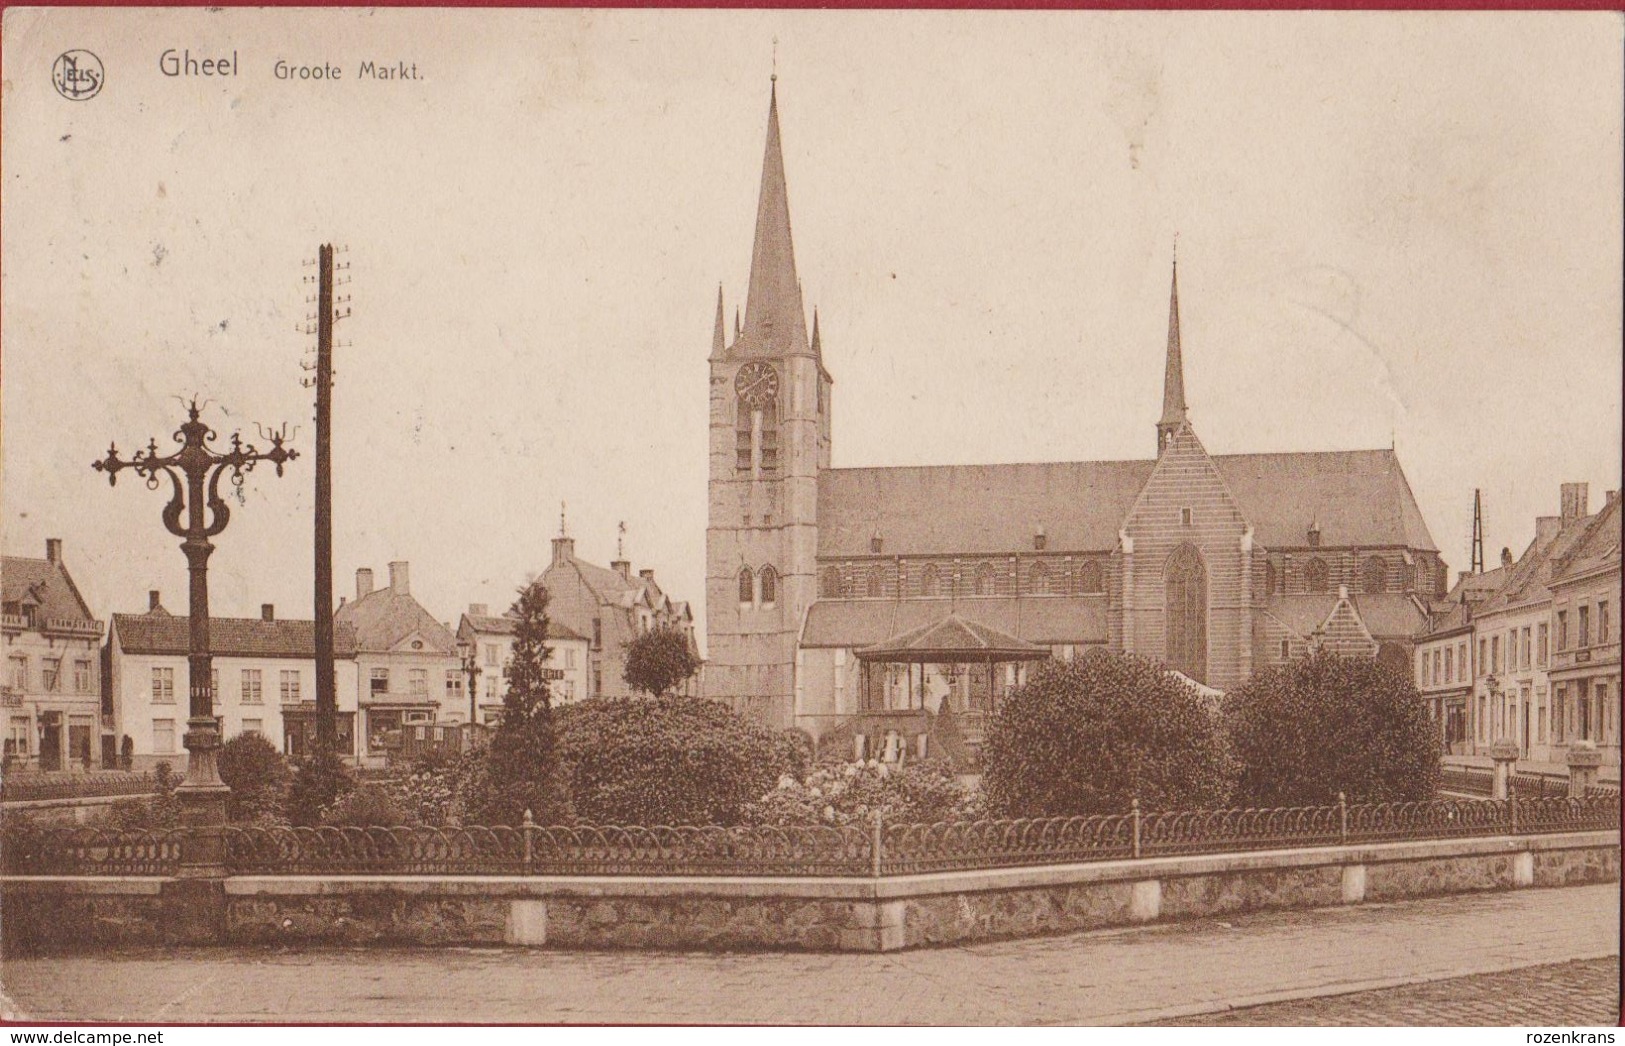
734, 361, 780, 410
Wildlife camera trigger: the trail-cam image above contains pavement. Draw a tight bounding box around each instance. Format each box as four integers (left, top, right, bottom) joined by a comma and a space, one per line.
1151, 957, 1620, 1026
0, 884, 1617, 1025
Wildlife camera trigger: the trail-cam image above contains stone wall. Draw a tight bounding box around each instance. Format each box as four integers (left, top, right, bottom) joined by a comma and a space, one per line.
4, 831, 1616, 956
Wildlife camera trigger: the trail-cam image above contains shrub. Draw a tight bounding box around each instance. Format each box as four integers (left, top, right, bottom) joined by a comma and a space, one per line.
286, 750, 354, 827
322, 785, 416, 828
218, 733, 290, 824
105, 761, 181, 830
982, 651, 1237, 818
622, 625, 702, 698
553, 696, 786, 826
389, 750, 488, 827
1225, 650, 1441, 806
119, 735, 134, 771
474, 580, 566, 826
744, 759, 979, 828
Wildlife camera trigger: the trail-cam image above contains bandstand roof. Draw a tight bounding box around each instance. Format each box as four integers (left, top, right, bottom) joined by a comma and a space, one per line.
854, 612, 1050, 663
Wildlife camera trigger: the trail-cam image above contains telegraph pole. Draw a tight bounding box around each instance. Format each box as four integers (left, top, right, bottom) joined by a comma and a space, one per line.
302, 244, 349, 754
1471, 488, 1485, 575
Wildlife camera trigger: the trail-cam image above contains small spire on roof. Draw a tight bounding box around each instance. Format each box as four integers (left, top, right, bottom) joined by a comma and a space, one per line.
810, 307, 821, 356
712, 285, 726, 356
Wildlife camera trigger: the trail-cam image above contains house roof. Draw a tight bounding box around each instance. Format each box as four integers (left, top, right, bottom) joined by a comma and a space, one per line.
112, 610, 359, 659
461, 612, 588, 643
801, 596, 1108, 649
856, 613, 1049, 662
816, 448, 1436, 559
334, 583, 457, 655
1477, 512, 1597, 616
1549, 495, 1622, 589
2, 556, 98, 625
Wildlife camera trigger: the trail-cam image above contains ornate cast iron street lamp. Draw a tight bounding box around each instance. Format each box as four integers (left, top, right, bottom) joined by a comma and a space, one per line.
458, 639, 481, 731
94, 400, 297, 856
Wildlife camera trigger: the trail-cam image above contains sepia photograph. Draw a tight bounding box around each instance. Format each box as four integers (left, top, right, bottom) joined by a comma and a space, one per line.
0, 6, 1620, 1029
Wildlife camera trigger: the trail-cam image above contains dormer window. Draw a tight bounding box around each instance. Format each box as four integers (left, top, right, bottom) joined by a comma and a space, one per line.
1308, 523, 1322, 548
870, 535, 883, 555
1034, 529, 1047, 551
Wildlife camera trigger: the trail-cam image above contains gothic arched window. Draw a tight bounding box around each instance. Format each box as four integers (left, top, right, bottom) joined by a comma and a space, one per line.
1031, 561, 1050, 595
738, 567, 755, 606
1165, 543, 1209, 684
920, 564, 941, 598
1306, 558, 1329, 594
821, 566, 843, 599
867, 567, 883, 598
734, 400, 752, 473
759, 565, 778, 607
1078, 561, 1104, 595
758, 396, 780, 475
1363, 557, 1387, 594
974, 562, 996, 597
1264, 560, 1278, 596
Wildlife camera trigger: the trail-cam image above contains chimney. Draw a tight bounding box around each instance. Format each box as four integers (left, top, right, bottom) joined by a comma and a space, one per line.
1560, 482, 1589, 521
639, 569, 655, 582
45, 538, 62, 564
356, 568, 375, 601
148, 590, 162, 612
1501, 547, 1514, 568
1457, 570, 1473, 588
469, 603, 489, 617
261, 604, 275, 622
611, 558, 631, 580
389, 561, 410, 595
551, 535, 575, 567
1535, 516, 1562, 545
1608, 490, 1620, 506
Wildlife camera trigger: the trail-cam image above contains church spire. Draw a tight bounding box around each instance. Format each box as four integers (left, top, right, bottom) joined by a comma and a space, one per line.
1156, 252, 1188, 456
712, 284, 726, 357
736, 78, 810, 359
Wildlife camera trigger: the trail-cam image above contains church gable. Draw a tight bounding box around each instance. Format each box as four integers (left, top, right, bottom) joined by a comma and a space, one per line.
1120, 423, 1255, 688
1314, 589, 1379, 658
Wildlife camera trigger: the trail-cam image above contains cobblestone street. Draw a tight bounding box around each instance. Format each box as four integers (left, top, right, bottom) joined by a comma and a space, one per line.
1152, 957, 1620, 1026
1, 884, 1616, 1025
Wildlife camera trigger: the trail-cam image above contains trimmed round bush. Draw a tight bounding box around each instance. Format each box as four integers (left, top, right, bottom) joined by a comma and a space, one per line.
553, 697, 787, 826
981, 650, 1236, 818
218, 732, 290, 824
1225, 650, 1441, 806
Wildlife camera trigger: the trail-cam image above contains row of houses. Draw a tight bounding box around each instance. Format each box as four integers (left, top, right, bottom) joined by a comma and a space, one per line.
1, 531, 695, 771
1415, 482, 1622, 765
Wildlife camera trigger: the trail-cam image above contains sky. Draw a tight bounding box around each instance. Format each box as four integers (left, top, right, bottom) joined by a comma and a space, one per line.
3, 9, 1621, 647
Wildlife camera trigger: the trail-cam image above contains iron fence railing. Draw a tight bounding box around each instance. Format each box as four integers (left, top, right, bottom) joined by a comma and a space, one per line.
0, 772, 157, 803
0, 827, 183, 875
5, 796, 1616, 879
1438, 767, 1574, 799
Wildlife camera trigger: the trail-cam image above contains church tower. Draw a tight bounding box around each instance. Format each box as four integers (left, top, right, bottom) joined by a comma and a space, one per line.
705, 80, 832, 727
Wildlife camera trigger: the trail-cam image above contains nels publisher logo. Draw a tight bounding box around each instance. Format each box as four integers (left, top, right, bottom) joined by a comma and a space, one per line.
52, 50, 104, 101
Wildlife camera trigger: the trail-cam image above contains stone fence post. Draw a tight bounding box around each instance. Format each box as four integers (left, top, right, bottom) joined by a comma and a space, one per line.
1488, 739, 1520, 801
1567, 741, 1602, 799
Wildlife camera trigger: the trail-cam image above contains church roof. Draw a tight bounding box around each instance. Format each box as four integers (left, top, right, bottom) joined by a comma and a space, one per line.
1263, 592, 1426, 641
817, 448, 1436, 558
802, 596, 1108, 649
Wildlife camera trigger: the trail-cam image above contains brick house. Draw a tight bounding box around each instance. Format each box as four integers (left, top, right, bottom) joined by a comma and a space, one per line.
703, 82, 1443, 738
538, 535, 698, 701
106, 593, 360, 769
455, 605, 592, 723
335, 562, 461, 765
2, 539, 105, 770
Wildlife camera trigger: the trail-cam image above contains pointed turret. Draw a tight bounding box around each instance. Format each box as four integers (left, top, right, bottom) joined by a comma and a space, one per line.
810, 307, 821, 357
1156, 255, 1188, 456
712, 285, 726, 358
733, 80, 810, 359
